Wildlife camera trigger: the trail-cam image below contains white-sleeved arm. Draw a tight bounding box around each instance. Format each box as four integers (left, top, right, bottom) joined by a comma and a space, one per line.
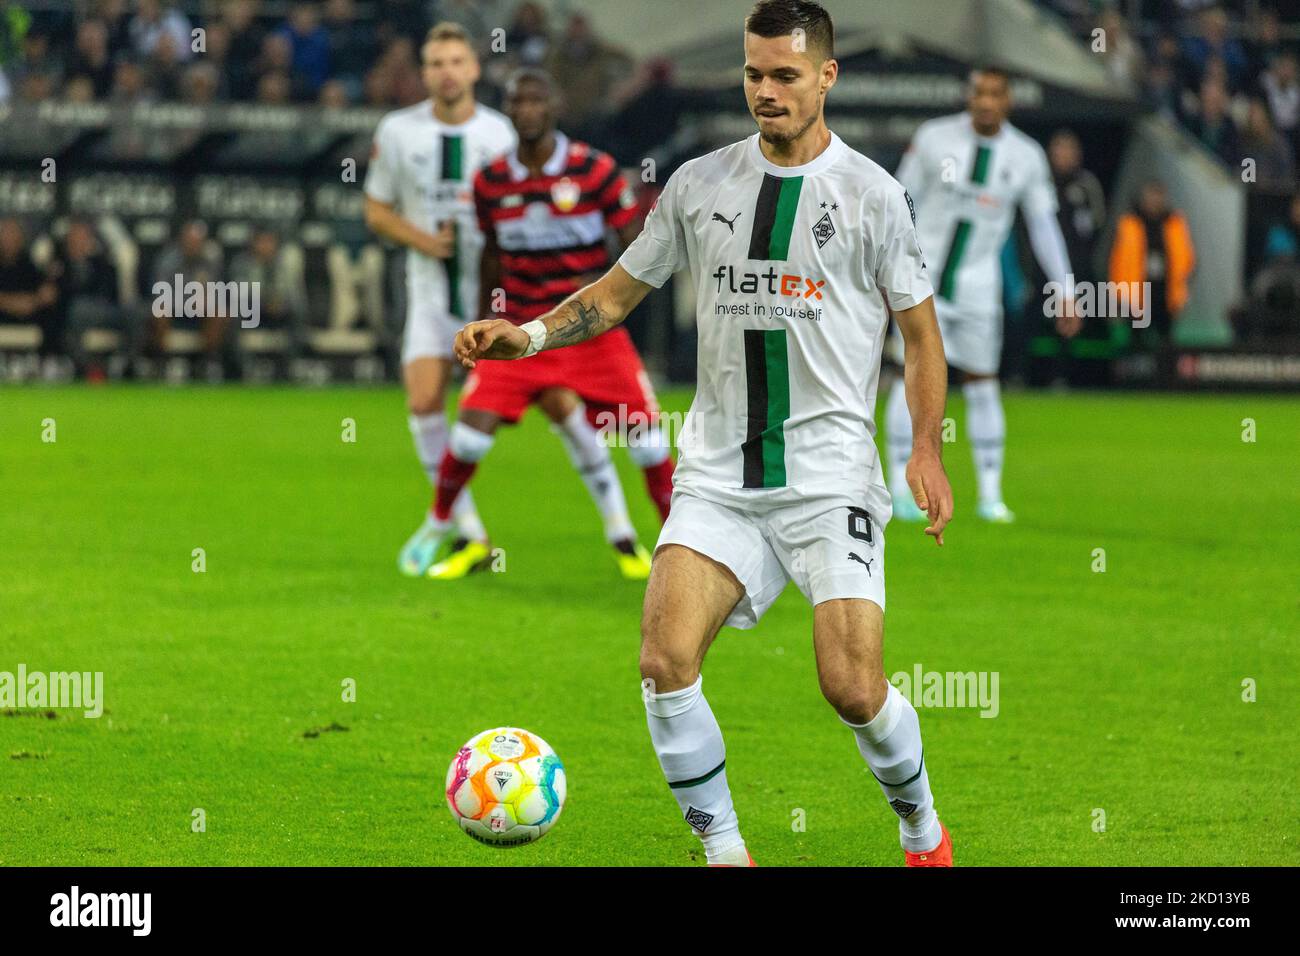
872, 183, 934, 312
1022, 145, 1073, 294
894, 126, 930, 205
617, 166, 688, 288
1025, 209, 1073, 295
363, 117, 400, 205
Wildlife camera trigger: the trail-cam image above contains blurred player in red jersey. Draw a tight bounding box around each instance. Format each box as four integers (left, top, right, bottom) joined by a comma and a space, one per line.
426, 68, 676, 580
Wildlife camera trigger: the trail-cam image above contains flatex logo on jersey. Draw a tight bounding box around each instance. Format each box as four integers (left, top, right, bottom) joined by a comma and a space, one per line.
709, 264, 828, 323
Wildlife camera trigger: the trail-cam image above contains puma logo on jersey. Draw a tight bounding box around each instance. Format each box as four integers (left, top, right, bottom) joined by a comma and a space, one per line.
712, 211, 741, 233
847, 552, 873, 575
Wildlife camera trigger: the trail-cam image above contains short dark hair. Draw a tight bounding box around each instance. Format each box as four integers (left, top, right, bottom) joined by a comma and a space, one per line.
504, 67, 554, 99
745, 0, 834, 61
970, 64, 1011, 88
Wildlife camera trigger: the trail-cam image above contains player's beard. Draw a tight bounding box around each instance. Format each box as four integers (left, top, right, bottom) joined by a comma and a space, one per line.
756, 108, 818, 148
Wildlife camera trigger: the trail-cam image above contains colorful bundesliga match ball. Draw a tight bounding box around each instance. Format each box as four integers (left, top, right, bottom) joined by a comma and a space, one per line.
445, 727, 566, 847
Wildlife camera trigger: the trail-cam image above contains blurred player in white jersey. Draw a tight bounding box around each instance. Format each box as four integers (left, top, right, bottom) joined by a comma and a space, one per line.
886, 67, 1080, 523
364, 22, 514, 575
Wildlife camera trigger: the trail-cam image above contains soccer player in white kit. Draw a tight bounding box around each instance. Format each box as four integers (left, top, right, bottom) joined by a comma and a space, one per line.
453, 0, 957, 866
364, 22, 515, 576
885, 67, 1080, 523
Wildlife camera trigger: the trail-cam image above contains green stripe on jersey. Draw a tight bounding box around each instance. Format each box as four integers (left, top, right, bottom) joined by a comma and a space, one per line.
440, 134, 463, 180
937, 219, 972, 302
971, 144, 992, 185
742, 328, 791, 488
747, 174, 804, 261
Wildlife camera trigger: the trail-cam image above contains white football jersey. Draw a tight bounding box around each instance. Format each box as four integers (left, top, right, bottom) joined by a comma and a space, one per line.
619, 132, 932, 521
364, 101, 516, 319
896, 112, 1057, 321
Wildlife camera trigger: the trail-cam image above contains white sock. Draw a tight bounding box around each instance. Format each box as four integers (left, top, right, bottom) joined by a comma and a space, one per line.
843, 683, 942, 853
644, 676, 746, 863
409, 413, 488, 541
884, 377, 913, 500
963, 379, 1005, 506
553, 406, 636, 544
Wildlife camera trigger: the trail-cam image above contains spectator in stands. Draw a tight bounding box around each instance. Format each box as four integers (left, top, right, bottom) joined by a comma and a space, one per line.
94, 0, 132, 57
319, 78, 351, 108
17, 71, 54, 104
197, 21, 233, 100
109, 54, 155, 104
323, 0, 377, 100
1186, 78, 1241, 166
221, 0, 266, 101
1241, 97, 1295, 190
228, 226, 307, 358
16, 30, 62, 88
1260, 52, 1300, 160
128, 0, 192, 65
254, 32, 296, 100
1110, 180, 1196, 347
146, 27, 185, 100
257, 70, 292, 105
507, 2, 551, 68
181, 61, 220, 106
364, 35, 422, 107
1181, 6, 1248, 93
64, 74, 96, 103
545, 13, 633, 135
52, 218, 147, 375
1263, 192, 1300, 260
1050, 129, 1106, 278
151, 220, 239, 377
1245, 7, 1285, 82
1098, 9, 1145, 90
70, 19, 114, 98
277, 2, 331, 100
0, 218, 60, 362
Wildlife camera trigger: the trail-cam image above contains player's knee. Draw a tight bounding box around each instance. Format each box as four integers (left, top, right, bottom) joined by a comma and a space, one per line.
407, 391, 444, 417
821, 675, 888, 725
638, 647, 698, 692
638, 625, 699, 691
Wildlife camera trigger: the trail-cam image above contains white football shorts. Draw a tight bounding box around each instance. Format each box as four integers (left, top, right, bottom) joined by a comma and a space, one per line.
655, 490, 886, 629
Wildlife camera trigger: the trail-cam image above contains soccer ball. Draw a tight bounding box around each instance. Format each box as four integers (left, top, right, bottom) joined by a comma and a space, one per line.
444, 727, 566, 847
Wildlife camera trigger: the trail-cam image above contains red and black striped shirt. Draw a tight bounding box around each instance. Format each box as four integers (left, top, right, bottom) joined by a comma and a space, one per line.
474, 132, 640, 322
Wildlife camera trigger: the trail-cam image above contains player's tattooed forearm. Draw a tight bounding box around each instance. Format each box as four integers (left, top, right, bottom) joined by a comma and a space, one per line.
546, 298, 607, 349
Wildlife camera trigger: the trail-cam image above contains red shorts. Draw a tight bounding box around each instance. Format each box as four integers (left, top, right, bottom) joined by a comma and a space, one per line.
459, 326, 659, 426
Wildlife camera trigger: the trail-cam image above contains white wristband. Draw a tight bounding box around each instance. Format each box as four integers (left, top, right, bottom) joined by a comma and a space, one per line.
519, 319, 547, 358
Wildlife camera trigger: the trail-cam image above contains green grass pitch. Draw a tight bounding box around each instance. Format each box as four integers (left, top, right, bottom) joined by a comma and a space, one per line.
1, 384, 1296, 866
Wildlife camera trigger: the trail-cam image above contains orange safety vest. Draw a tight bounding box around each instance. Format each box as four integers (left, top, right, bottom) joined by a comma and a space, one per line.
1109, 211, 1196, 316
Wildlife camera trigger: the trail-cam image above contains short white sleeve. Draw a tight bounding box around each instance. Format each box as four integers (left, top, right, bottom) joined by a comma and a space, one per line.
894, 126, 931, 204
1020, 143, 1059, 220
872, 183, 933, 312
363, 117, 400, 205
617, 167, 687, 288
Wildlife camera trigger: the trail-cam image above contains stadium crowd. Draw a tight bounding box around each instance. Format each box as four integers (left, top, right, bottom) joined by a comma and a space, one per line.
0, 1, 1296, 382
0, 0, 650, 135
